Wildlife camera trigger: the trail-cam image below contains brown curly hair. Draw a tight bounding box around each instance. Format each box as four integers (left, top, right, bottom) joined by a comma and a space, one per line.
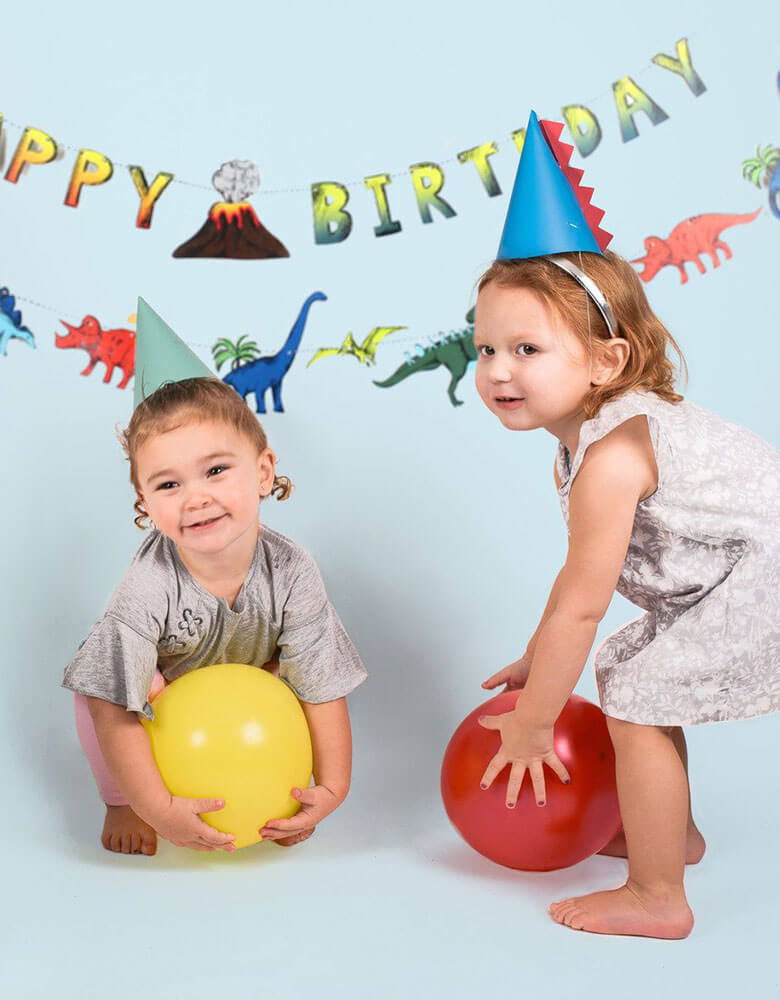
117, 377, 293, 530
477, 250, 688, 419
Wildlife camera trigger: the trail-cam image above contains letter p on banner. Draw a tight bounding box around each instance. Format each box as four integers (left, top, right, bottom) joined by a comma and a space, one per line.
5, 127, 58, 184
65, 149, 114, 207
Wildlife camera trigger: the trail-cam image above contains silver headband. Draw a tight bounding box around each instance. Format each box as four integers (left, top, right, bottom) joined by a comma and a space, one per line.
544, 255, 618, 338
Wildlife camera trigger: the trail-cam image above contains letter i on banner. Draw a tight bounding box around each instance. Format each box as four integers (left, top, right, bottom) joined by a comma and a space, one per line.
364, 173, 402, 236
5, 127, 58, 183
65, 149, 114, 207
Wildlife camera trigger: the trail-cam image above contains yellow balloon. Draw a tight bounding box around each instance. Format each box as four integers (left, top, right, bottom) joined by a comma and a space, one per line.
142, 663, 313, 850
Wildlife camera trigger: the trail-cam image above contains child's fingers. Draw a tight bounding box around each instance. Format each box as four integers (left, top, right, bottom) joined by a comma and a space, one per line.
261, 827, 310, 842
260, 816, 313, 838
481, 669, 509, 689
276, 828, 315, 847
546, 754, 571, 788
529, 761, 547, 807
262, 815, 305, 832
505, 761, 527, 808
260, 828, 299, 841
291, 786, 319, 806
194, 819, 235, 848
479, 751, 506, 791
194, 798, 226, 814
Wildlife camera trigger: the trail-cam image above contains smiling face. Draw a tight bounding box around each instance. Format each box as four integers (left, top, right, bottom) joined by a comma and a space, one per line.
474, 282, 595, 435
135, 417, 275, 560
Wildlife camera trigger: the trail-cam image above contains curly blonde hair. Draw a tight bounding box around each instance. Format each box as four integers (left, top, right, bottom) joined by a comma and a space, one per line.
477, 250, 688, 419
118, 377, 293, 529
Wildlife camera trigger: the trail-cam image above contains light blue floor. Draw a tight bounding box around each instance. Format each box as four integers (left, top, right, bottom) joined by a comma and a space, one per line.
5, 678, 778, 998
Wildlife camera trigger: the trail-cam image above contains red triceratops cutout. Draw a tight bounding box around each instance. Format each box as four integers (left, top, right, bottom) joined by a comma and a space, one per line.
55, 315, 135, 389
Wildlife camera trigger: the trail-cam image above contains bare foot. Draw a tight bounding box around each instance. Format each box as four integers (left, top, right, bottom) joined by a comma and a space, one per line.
599, 826, 706, 864
101, 804, 157, 856
549, 882, 694, 939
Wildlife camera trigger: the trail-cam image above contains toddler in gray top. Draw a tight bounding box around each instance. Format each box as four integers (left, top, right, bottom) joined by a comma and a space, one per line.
63, 376, 366, 856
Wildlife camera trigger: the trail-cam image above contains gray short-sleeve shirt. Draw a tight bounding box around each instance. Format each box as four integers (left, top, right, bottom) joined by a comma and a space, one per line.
62, 526, 367, 720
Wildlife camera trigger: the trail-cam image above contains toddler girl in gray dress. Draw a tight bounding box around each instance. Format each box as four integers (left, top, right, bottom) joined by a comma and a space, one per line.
475, 250, 779, 939
63, 377, 366, 855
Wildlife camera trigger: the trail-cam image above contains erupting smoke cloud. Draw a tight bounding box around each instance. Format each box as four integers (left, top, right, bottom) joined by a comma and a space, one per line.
212, 160, 261, 203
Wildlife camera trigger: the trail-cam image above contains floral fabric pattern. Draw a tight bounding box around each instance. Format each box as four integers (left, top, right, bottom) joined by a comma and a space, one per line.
556, 390, 780, 726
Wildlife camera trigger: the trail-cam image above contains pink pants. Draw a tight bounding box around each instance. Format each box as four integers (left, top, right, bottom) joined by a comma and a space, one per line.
73, 670, 167, 806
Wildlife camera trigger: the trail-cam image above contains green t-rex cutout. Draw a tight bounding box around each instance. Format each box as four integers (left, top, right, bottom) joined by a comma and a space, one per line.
373, 308, 476, 407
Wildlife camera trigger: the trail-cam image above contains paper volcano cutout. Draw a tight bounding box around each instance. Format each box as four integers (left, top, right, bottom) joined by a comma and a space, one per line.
498, 110, 612, 260
173, 201, 290, 259
134, 297, 214, 408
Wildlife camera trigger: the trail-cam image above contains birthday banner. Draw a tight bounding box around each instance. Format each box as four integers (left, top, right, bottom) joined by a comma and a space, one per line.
4, 38, 776, 420
0, 38, 706, 255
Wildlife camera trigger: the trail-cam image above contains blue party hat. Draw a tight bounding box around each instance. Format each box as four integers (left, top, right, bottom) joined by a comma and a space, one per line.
133, 298, 214, 409
497, 111, 612, 260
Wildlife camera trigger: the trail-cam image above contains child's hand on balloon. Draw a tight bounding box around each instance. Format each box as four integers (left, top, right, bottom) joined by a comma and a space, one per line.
259, 784, 343, 844
482, 652, 533, 692
477, 710, 570, 809
274, 827, 316, 848
152, 795, 237, 853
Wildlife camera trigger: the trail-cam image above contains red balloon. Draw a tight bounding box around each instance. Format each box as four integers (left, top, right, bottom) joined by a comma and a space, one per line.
441, 691, 622, 871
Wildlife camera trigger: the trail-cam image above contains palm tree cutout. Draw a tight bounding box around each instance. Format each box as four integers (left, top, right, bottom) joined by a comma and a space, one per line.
212, 334, 261, 372
742, 144, 780, 219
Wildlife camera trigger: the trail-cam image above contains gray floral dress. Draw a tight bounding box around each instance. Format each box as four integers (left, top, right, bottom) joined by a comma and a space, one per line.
556, 390, 780, 726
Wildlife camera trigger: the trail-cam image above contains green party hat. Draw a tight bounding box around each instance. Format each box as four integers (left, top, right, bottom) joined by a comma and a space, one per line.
134, 297, 213, 408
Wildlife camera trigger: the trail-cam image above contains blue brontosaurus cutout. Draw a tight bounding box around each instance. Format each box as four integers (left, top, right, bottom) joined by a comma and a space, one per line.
222, 291, 326, 413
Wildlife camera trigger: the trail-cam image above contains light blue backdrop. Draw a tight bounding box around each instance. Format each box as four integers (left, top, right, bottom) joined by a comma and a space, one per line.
1, 3, 777, 996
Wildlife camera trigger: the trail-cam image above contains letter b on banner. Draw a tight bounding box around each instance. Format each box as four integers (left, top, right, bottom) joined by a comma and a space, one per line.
312, 182, 353, 244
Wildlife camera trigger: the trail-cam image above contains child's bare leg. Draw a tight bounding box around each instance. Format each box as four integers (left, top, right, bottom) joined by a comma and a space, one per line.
75, 686, 164, 856
102, 805, 158, 855
598, 725, 706, 863
550, 718, 694, 939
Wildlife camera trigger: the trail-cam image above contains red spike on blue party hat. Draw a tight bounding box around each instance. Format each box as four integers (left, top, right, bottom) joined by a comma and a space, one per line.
497, 110, 612, 260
